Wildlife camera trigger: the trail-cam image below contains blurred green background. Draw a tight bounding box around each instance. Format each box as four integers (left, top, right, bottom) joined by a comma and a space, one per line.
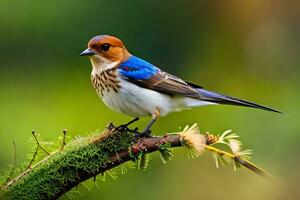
0, 0, 299, 199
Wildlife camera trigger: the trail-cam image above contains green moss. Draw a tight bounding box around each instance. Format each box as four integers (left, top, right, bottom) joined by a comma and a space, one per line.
5, 129, 135, 200
138, 154, 150, 171
158, 142, 173, 164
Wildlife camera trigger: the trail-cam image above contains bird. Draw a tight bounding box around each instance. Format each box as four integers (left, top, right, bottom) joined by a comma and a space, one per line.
80, 35, 282, 136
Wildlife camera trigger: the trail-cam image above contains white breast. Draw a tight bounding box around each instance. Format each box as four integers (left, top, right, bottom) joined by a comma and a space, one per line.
100, 78, 172, 117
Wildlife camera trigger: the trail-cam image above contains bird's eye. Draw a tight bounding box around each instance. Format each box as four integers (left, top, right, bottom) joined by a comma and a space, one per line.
101, 43, 110, 51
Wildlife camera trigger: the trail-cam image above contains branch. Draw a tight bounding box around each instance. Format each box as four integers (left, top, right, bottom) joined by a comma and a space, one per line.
1, 123, 272, 200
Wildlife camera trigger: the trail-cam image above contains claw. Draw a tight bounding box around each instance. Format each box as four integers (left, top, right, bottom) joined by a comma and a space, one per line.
116, 124, 129, 131
140, 129, 152, 138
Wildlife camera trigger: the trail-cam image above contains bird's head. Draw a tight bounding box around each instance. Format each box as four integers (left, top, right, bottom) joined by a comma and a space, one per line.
80, 35, 130, 69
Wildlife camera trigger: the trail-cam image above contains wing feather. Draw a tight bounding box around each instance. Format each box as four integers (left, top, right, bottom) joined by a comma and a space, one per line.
118, 56, 201, 97
126, 70, 201, 98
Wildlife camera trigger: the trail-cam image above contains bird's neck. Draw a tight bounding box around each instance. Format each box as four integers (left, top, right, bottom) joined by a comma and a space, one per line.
90, 55, 120, 75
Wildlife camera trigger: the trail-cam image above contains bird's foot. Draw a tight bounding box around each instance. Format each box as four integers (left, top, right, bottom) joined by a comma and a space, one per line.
139, 129, 152, 138
116, 124, 129, 132
130, 127, 152, 139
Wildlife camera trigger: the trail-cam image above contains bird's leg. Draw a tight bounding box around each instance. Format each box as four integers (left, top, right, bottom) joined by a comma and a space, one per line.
123, 117, 140, 127
117, 117, 140, 131
140, 116, 157, 138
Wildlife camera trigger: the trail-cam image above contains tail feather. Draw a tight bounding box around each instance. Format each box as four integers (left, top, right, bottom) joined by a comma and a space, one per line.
196, 88, 283, 114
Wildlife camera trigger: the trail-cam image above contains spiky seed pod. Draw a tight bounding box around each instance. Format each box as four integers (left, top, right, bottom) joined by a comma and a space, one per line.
179, 124, 206, 158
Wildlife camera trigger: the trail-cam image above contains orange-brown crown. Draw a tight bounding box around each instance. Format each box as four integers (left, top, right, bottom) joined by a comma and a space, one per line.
88, 35, 130, 62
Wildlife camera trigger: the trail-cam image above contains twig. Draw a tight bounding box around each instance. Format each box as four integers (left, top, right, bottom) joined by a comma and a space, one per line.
31, 130, 50, 155
3, 129, 70, 189
25, 145, 39, 171
205, 145, 273, 179
61, 129, 67, 150
2, 148, 61, 190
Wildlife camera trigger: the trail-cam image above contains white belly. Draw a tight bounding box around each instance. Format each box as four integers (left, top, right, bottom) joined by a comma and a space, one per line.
100, 79, 214, 117
101, 79, 173, 117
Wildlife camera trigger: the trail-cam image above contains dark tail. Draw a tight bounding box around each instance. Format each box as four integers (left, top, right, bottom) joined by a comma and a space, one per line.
196, 88, 283, 114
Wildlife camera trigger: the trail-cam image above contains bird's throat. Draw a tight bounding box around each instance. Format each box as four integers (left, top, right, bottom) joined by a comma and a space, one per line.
90, 55, 119, 73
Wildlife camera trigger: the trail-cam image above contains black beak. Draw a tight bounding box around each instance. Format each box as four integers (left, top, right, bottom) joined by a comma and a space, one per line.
80, 48, 96, 56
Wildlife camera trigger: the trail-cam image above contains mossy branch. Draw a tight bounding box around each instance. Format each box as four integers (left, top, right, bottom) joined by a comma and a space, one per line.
1, 123, 272, 200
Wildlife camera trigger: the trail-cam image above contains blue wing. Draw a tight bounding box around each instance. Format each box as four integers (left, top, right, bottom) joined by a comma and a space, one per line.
118, 55, 201, 97
118, 56, 158, 80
